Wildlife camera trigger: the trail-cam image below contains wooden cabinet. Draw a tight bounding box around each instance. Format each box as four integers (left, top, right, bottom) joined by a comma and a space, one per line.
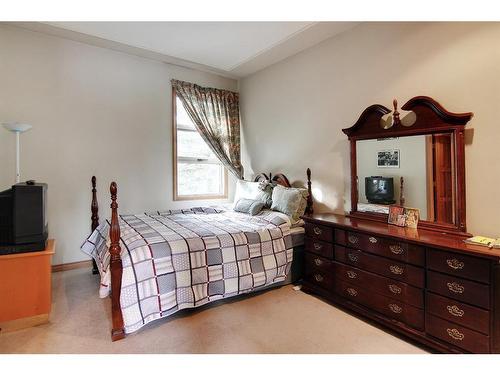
302, 214, 500, 354
0, 240, 55, 332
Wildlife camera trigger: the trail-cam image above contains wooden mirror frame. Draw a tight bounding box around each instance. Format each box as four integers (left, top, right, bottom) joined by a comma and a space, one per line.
342, 96, 473, 236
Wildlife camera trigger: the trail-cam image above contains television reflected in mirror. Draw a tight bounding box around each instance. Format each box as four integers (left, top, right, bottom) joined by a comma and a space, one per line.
356, 133, 456, 224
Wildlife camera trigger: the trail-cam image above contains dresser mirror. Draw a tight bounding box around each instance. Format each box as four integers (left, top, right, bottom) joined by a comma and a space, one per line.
356, 132, 455, 223
343, 96, 473, 235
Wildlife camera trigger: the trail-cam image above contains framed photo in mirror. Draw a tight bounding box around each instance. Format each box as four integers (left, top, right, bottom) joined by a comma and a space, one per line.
377, 149, 400, 168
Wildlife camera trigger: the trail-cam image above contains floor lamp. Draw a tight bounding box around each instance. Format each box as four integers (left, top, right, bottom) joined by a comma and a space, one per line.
2, 122, 33, 183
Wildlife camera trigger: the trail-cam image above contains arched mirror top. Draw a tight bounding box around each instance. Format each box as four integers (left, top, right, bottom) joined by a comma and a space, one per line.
343, 96, 473, 140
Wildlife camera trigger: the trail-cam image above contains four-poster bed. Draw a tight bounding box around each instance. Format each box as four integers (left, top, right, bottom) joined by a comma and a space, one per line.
87, 169, 313, 341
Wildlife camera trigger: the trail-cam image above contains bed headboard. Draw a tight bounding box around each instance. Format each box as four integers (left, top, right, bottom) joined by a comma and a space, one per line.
253, 168, 313, 214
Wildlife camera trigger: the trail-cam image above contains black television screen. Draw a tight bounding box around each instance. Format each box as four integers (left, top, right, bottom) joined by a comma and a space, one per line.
0, 188, 13, 243
365, 176, 395, 204
0, 182, 48, 254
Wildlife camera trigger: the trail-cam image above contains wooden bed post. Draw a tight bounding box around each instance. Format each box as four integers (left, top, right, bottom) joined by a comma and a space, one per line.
305, 168, 313, 214
91, 176, 99, 275
109, 182, 125, 341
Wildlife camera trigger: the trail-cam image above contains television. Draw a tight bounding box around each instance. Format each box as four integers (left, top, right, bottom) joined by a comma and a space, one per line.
0, 182, 48, 255
365, 176, 395, 205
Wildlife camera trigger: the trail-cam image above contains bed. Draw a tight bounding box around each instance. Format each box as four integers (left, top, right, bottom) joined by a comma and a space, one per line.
81, 170, 313, 341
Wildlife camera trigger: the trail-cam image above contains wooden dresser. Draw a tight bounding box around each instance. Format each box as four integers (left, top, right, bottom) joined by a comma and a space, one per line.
0, 240, 55, 333
302, 214, 500, 354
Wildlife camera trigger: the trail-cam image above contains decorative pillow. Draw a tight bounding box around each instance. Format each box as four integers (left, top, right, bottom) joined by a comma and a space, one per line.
271, 185, 309, 224
233, 179, 273, 208
256, 180, 274, 207
233, 198, 265, 216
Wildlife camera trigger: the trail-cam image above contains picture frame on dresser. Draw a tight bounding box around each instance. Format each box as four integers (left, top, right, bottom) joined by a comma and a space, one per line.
301, 96, 500, 354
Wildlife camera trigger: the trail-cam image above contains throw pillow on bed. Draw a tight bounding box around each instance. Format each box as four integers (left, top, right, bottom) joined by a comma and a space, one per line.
271, 185, 309, 224
233, 180, 273, 208
233, 198, 265, 216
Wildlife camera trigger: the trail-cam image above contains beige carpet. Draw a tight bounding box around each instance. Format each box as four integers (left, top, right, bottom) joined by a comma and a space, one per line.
0, 268, 427, 354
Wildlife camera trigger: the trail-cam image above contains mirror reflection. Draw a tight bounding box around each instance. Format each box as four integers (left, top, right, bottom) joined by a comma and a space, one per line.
356, 133, 455, 224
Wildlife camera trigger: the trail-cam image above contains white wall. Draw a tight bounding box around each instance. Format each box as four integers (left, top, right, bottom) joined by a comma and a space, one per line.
240, 22, 500, 237
0, 24, 238, 265
357, 136, 427, 219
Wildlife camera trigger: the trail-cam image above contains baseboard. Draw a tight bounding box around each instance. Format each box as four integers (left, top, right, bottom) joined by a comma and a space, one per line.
0, 313, 49, 333
52, 260, 92, 273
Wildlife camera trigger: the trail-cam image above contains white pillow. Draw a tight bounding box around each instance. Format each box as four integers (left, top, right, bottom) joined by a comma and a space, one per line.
233, 180, 263, 208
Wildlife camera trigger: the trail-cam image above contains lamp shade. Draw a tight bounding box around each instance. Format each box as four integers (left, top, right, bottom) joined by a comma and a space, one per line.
2, 122, 32, 133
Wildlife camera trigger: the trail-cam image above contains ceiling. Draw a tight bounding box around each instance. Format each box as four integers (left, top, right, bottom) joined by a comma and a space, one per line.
17, 22, 359, 78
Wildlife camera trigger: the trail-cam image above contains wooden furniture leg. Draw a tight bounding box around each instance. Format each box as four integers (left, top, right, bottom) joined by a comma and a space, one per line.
91, 176, 99, 275
109, 182, 125, 341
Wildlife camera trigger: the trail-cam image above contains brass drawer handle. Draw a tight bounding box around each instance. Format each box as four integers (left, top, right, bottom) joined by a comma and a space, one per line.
388, 284, 402, 294
447, 258, 465, 270
369, 236, 378, 243
447, 282, 464, 294
389, 265, 404, 275
314, 274, 324, 282
389, 244, 404, 255
447, 305, 465, 317
346, 287, 358, 297
313, 243, 323, 251
314, 258, 323, 266
388, 303, 402, 314
347, 253, 359, 262
346, 270, 357, 279
313, 227, 322, 235
348, 235, 359, 244
447, 328, 464, 341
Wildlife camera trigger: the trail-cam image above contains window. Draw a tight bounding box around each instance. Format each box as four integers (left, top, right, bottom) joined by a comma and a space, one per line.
173, 90, 227, 200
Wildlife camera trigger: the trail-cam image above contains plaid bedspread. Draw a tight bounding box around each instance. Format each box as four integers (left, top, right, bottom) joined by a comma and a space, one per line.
81, 207, 294, 334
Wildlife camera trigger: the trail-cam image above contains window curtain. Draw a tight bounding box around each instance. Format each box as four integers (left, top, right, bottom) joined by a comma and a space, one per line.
171, 79, 243, 179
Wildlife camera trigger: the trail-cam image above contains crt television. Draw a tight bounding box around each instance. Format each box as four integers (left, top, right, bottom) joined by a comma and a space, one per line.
365, 176, 395, 205
0, 182, 48, 254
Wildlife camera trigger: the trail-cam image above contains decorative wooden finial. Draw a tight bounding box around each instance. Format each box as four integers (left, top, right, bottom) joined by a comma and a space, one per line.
400, 176, 405, 206
110, 181, 117, 198
306, 168, 313, 214
109, 182, 120, 260
393, 99, 401, 126
90, 176, 100, 275
91, 176, 99, 232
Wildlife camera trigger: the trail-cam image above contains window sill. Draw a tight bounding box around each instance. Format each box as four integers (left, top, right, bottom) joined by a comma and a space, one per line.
173, 193, 228, 201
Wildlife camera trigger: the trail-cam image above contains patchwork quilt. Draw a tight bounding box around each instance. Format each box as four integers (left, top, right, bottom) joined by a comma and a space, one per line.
81, 207, 294, 334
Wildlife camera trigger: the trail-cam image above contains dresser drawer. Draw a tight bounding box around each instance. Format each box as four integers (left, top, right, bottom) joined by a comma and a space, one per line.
305, 238, 334, 259
426, 314, 489, 353
305, 222, 333, 243
334, 229, 346, 246
334, 262, 424, 308
427, 271, 490, 309
335, 280, 424, 330
427, 249, 490, 284
345, 231, 425, 266
335, 246, 425, 288
426, 292, 489, 334
304, 253, 334, 289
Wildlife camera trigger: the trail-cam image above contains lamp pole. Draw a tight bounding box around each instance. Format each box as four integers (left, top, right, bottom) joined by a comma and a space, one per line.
15, 130, 21, 183
2, 122, 33, 184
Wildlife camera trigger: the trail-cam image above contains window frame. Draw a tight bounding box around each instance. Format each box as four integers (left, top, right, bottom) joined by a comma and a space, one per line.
172, 87, 228, 201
